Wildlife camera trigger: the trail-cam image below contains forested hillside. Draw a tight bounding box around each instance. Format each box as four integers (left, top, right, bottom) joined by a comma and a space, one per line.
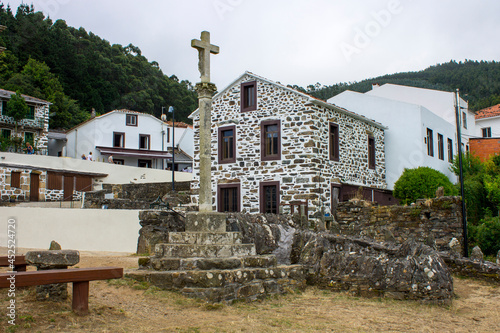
304, 60, 500, 111
0, 3, 197, 129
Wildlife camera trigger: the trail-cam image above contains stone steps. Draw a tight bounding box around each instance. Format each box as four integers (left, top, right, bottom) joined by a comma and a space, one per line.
154, 243, 256, 258
126, 264, 305, 303
139, 255, 277, 271
168, 232, 242, 245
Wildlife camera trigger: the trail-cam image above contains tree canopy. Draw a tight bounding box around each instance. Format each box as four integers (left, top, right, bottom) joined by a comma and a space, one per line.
0, 3, 197, 129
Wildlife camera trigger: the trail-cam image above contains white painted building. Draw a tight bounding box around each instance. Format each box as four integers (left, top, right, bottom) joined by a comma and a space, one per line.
329, 88, 461, 189
474, 104, 500, 138
365, 83, 475, 143
65, 110, 192, 170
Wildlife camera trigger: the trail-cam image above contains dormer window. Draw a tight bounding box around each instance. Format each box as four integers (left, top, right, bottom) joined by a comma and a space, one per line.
241, 81, 257, 112
126, 114, 137, 126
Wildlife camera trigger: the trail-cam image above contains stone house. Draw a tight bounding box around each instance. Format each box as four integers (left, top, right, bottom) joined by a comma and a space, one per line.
65, 110, 193, 170
189, 72, 390, 218
0, 89, 50, 154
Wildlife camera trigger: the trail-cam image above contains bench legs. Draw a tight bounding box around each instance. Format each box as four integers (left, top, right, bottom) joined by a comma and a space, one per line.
72, 281, 89, 315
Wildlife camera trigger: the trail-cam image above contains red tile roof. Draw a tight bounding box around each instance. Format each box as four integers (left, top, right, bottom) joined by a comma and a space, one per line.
476, 104, 500, 119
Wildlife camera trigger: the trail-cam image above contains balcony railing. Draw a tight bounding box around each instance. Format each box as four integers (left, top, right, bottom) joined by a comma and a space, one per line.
0, 115, 45, 129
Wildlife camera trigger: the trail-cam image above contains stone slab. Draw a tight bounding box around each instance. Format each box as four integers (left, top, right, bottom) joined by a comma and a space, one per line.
25, 250, 80, 268
126, 264, 306, 297
139, 255, 277, 271
168, 232, 242, 245
154, 243, 256, 258
185, 212, 226, 232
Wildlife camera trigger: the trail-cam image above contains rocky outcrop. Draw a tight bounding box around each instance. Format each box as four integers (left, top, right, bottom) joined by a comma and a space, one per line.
298, 234, 453, 304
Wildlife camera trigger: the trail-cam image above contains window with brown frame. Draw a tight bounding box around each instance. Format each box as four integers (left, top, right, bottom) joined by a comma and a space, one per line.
426, 128, 434, 157
241, 81, 257, 112
437, 133, 444, 160
139, 134, 150, 149
482, 127, 492, 138
260, 181, 280, 214
217, 183, 240, 212
218, 126, 236, 164
126, 114, 137, 126
329, 123, 339, 161
11, 171, 21, 188
47, 172, 63, 190
447, 138, 453, 162
261, 120, 281, 161
368, 136, 375, 169
113, 132, 125, 148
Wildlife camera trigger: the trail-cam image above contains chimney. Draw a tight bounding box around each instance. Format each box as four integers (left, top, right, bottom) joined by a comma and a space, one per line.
371, 83, 380, 90
90, 108, 96, 118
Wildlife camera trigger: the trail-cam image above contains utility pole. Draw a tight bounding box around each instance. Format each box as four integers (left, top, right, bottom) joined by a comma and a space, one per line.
169, 106, 175, 191
455, 89, 468, 257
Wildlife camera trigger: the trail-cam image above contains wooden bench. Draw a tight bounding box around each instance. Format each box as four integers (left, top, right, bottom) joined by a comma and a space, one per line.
0, 267, 123, 315
0, 255, 27, 271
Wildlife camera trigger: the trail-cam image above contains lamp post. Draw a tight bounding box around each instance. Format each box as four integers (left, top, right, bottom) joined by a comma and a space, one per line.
169, 106, 175, 191
161, 107, 166, 170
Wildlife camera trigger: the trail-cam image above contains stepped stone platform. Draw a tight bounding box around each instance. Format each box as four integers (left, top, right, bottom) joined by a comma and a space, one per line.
126, 212, 305, 303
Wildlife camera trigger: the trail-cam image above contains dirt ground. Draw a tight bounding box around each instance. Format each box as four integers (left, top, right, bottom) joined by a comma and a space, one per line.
1, 249, 500, 332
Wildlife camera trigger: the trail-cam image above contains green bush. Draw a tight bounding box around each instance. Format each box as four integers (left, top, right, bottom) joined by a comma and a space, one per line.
393, 167, 457, 205
468, 216, 500, 256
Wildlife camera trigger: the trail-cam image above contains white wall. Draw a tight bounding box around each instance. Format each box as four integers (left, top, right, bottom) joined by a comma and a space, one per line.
366, 84, 475, 142
476, 116, 500, 138
0, 208, 140, 253
329, 91, 457, 189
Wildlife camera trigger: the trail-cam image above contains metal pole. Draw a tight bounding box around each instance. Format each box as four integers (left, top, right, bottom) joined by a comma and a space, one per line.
161, 107, 165, 170
169, 106, 175, 191
455, 89, 468, 257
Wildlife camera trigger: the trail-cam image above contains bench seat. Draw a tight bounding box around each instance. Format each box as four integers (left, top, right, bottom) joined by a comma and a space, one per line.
0, 267, 123, 315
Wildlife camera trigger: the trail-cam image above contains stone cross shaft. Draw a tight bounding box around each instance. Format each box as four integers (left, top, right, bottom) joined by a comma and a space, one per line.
191, 31, 219, 83
192, 31, 219, 212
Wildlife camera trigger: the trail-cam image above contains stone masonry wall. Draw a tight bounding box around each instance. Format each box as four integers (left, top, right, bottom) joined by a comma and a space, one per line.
333, 196, 463, 252
191, 74, 386, 217
0, 167, 46, 201
83, 181, 191, 209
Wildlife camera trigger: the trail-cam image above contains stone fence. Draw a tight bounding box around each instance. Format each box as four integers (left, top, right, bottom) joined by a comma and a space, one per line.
83, 181, 191, 209
333, 196, 463, 253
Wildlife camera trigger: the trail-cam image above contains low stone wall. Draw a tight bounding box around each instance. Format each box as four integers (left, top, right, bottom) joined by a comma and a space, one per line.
440, 254, 500, 283
83, 181, 191, 209
334, 196, 463, 253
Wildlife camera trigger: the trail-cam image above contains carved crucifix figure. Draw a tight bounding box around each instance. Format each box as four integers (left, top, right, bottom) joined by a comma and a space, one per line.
191, 31, 219, 83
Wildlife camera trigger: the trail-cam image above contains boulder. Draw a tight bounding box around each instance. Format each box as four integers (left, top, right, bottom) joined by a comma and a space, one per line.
299, 234, 453, 303
470, 246, 484, 262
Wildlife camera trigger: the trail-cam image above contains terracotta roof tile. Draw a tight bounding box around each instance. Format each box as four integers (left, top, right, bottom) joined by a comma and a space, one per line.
476, 104, 500, 119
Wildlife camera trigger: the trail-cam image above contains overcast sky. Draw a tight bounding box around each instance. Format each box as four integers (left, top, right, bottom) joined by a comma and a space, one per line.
3, 0, 500, 89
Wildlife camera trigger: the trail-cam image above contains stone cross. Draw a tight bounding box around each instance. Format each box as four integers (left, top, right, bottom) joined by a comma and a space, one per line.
191, 31, 219, 83
192, 31, 219, 212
